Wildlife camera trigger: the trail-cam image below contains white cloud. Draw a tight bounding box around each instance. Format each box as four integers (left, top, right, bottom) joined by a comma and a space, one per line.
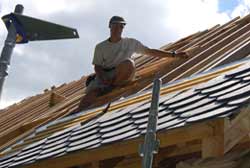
0, 99, 17, 109
231, 0, 250, 18
30, 0, 95, 15
163, 0, 230, 38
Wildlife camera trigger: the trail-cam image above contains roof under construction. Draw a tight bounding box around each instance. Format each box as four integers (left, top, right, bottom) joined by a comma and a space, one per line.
1, 14, 250, 168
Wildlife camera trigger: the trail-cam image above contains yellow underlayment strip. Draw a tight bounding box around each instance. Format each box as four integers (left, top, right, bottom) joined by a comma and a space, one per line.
1, 62, 243, 156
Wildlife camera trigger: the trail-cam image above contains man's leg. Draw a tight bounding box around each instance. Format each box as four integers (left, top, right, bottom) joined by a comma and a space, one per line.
78, 76, 102, 111
78, 88, 99, 111
112, 59, 135, 86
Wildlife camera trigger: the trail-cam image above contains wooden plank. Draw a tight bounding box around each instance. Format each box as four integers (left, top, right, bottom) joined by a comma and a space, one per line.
208, 37, 250, 69
114, 155, 141, 168
175, 23, 250, 80
193, 33, 250, 74
235, 14, 250, 25
176, 16, 240, 53
170, 23, 249, 82
49, 91, 66, 107
91, 162, 100, 168
141, 20, 241, 91
224, 103, 250, 153
201, 119, 228, 158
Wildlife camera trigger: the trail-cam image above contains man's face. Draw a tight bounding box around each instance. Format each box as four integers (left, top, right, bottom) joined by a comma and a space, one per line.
110, 23, 125, 37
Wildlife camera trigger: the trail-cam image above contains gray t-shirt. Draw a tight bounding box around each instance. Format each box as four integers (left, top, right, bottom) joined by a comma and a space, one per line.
92, 38, 148, 68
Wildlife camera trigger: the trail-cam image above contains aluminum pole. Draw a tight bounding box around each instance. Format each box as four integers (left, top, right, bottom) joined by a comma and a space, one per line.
139, 78, 161, 168
0, 4, 23, 98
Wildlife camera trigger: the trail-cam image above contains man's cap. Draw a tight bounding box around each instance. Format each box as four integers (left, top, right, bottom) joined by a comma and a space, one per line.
109, 16, 126, 25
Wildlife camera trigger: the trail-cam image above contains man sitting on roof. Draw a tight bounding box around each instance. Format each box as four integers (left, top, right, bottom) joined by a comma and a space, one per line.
78, 16, 188, 110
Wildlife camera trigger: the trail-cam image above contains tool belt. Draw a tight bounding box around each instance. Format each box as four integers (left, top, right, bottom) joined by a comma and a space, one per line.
103, 67, 115, 72
85, 74, 96, 86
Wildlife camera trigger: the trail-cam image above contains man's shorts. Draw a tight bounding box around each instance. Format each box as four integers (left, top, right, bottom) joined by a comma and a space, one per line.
86, 68, 116, 94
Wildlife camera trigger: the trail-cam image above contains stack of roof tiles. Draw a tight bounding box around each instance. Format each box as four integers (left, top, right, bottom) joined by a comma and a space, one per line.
1, 14, 250, 167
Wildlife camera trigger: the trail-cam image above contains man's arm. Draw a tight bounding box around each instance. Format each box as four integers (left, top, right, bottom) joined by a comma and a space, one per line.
143, 48, 188, 58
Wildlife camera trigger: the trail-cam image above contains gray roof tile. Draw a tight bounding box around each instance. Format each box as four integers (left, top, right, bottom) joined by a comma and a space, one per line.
157, 118, 186, 131
195, 75, 227, 90
179, 102, 224, 118
227, 95, 250, 105
172, 97, 215, 114
225, 62, 250, 77
67, 139, 101, 152
40, 143, 67, 155
129, 102, 151, 114
217, 83, 250, 101
164, 89, 198, 105
43, 137, 69, 150
200, 79, 240, 94
209, 82, 248, 98
100, 120, 133, 133
69, 134, 100, 147
101, 125, 138, 139
70, 129, 99, 141
101, 129, 141, 144
37, 147, 67, 160
186, 106, 238, 123
72, 123, 99, 136
100, 114, 130, 127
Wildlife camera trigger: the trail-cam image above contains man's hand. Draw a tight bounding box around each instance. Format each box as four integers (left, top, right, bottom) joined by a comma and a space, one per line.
172, 45, 201, 58
144, 48, 190, 59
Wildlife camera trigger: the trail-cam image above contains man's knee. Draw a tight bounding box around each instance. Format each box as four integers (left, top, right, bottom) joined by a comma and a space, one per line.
114, 59, 135, 83
117, 59, 135, 74
119, 59, 135, 67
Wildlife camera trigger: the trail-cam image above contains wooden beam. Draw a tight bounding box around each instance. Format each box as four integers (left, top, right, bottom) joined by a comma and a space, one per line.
224, 103, 250, 153
91, 162, 100, 168
202, 119, 225, 158
154, 141, 201, 166
21, 117, 50, 132
202, 136, 224, 158
113, 155, 140, 168
49, 91, 66, 107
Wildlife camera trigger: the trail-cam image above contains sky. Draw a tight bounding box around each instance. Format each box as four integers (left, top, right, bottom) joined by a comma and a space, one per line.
0, 0, 249, 108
